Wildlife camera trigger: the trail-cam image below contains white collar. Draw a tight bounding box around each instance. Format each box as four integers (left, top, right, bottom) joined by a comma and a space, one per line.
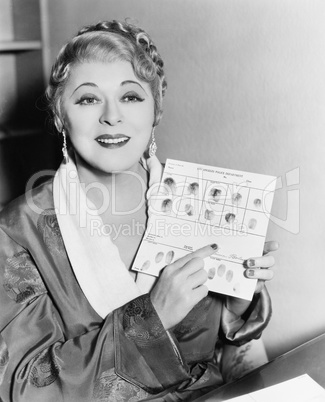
53, 155, 162, 318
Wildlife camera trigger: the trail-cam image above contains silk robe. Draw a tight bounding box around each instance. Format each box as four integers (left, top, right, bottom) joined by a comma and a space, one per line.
0, 179, 272, 401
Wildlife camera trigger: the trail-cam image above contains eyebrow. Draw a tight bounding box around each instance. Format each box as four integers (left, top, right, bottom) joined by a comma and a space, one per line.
121, 80, 147, 94
71, 82, 98, 97
71, 80, 147, 97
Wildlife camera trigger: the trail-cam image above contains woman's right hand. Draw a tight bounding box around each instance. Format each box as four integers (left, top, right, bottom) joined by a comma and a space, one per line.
150, 244, 218, 330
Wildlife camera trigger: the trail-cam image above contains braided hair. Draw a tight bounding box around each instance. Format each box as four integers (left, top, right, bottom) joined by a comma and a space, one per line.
46, 20, 167, 131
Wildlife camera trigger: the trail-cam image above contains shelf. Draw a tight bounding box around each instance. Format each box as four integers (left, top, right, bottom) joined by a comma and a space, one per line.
0, 40, 42, 52
0, 127, 44, 140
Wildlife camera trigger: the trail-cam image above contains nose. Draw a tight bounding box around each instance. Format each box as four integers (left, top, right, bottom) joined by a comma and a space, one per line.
99, 100, 122, 126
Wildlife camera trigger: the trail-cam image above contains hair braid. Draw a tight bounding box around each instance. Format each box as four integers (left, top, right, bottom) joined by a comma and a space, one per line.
78, 20, 167, 116
46, 20, 167, 130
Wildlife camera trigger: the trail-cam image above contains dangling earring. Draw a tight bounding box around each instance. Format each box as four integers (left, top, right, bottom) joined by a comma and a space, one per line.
149, 128, 157, 157
62, 129, 69, 163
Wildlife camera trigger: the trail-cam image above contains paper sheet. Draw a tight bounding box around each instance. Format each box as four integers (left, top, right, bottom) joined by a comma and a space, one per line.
132, 159, 276, 300
225, 374, 325, 402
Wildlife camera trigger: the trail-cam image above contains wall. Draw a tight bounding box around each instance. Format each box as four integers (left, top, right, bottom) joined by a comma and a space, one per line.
44, 0, 325, 360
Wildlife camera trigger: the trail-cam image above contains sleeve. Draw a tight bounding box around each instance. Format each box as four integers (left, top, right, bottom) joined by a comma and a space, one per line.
0, 230, 191, 402
220, 288, 272, 346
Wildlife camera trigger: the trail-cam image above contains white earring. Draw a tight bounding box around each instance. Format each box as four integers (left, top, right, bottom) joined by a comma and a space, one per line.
62, 129, 69, 163
149, 128, 157, 157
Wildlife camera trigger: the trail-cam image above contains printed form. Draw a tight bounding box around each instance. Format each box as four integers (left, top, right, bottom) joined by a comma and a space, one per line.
132, 159, 276, 300
225, 374, 325, 402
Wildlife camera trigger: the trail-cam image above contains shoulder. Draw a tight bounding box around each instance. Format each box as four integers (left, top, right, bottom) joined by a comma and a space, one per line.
0, 177, 55, 242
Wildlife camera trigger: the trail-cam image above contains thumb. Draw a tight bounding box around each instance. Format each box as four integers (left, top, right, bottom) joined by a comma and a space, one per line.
146, 155, 163, 187
143, 156, 165, 216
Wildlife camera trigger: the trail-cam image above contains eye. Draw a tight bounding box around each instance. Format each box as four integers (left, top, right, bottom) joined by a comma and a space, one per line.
77, 95, 101, 105
121, 92, 144, 103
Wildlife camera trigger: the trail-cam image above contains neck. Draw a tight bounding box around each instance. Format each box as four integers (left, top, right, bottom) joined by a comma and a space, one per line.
74, 154, 149, 215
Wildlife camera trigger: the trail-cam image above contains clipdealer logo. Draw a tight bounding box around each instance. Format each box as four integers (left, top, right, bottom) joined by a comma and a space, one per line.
24, 167, 300, 235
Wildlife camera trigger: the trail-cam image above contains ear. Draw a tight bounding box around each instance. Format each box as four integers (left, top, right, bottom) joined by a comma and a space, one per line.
54, 116, 64, 133
154, 110, 163, 127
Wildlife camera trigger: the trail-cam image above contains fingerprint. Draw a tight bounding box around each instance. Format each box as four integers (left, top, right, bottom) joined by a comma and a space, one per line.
155, 252, 164, 263
210, 188, 222, 202
248, 218, 257, 229
164, 177, 176, 194
217, 264, 226, 277
188, 182, 199, 195
141, 260, 151, 271
208, 267, 216, 280
226, 270, 234, 282
254, 198, 262, 208
225, 213, 236, 223
204, 209, 214, 220
185, 204, 194, 216
165, 250, 175, 265
232, 193, 242, 206
161, 199, 172, 213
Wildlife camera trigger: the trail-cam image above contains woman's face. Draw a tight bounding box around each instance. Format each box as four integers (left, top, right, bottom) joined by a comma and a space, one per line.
61, 60, 155, 173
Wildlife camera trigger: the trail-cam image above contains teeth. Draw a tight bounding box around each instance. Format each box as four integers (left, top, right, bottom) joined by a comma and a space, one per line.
97, 137, 128, 144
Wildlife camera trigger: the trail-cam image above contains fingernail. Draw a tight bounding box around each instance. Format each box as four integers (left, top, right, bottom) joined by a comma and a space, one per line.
210, 243, 218, 250
247, 269, 255, 277
247, 259, 255, 267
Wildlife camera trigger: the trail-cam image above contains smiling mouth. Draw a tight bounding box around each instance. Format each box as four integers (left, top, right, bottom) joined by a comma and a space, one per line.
95, 134, 130, 148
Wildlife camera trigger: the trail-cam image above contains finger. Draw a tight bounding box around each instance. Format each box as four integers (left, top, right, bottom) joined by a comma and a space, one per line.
173, 244, 218, 269
254, 281, 265, 294
188, 267, 208, 289
263, 241, 279, 255
191, 284, 209, 304
180, 257, 206, 278
246, 255, 275, 269
146, 155, 163, 187
245, 268, 274, 281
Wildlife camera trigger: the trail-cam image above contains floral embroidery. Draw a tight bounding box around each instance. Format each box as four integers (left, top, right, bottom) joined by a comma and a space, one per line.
3, 251, 46, 304
93, 368, 149, 402
37, 208, 65, 255
123, 296, 164, 346
124, 297, 151, 321
0, 335, 9, 385
29, 347, 61, 387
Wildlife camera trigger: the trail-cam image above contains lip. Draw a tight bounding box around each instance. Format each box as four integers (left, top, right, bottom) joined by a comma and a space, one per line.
95, 134, 130, 149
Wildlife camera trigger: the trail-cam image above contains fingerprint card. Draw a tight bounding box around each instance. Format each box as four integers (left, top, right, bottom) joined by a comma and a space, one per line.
132, 159, 276, 300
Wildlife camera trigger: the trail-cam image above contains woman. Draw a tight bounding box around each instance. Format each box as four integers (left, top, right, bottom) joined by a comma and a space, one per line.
0, 20, 277, 401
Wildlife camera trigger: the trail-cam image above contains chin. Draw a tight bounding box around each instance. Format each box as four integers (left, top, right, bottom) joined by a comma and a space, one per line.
74, 149, 144, 175
94, 159, 141, 174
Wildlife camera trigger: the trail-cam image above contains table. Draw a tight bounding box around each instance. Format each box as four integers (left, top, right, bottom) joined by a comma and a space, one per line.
193, 333, 325, 401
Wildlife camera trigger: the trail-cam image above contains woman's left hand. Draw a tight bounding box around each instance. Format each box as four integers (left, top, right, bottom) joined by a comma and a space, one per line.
244, 240, 279, 294
226, 240, 278, 315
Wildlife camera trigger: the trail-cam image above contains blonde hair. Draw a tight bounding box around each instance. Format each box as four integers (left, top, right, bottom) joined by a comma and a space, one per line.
46, 20, 167, 130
